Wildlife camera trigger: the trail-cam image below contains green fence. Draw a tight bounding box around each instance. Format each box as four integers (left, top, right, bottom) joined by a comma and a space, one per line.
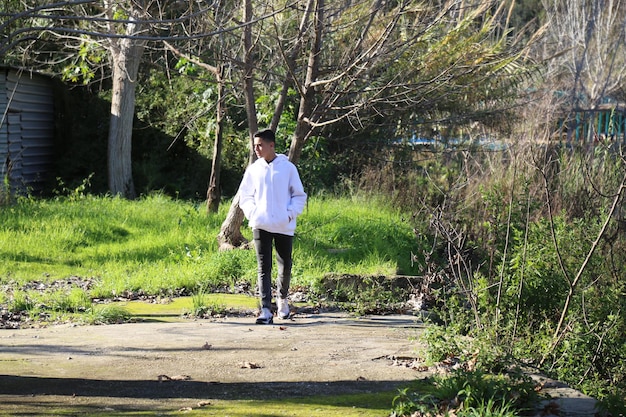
558, 106, 626, 144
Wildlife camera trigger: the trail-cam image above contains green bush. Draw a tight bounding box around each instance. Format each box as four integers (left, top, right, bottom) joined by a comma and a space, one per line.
49, 288, 91, 312
391, 369, 538, 417
8, 290, 35, 313
188, 290, 227, 318
86, 305, 132, 325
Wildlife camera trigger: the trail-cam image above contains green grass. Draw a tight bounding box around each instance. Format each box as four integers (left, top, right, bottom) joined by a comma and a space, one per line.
184, 392, 397, 417
0, 193, 420, 303
0, 392, 396, 416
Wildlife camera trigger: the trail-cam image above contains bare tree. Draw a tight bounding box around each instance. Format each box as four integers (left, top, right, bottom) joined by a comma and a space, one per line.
216, 0, 536, 248
216, 0, 316, 249
215, 0, 258, 249
163, 40, 227, 212
206, 64, 226, 212
2, 0, 534, 225
543, 0, 626, 108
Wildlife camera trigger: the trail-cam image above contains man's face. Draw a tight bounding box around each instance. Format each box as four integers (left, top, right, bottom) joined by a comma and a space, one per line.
253, 137, 274, 160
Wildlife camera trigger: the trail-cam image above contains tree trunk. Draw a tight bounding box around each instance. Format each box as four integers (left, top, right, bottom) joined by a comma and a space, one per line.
106, 17, 146, 199
206, 66, 225, 213
217, 0, 258, 248
242, 0, 258, 163
217, 192, 249, 250
288, 0, 324, 164
159, 42, 227, 213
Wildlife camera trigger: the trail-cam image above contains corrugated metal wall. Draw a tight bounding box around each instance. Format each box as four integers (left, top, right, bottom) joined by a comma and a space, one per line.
0, 68, 55, 195
0, 73, 7, 192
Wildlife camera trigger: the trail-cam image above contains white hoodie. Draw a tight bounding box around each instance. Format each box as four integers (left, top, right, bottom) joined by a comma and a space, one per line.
238, 154, 307, 236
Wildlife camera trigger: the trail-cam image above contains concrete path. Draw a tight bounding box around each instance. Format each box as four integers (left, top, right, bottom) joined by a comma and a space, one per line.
0, 312, 598, 416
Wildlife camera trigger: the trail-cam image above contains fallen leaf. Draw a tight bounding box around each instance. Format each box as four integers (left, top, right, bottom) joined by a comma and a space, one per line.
412, 363, 429, 372
158, 374, 191, 382
171, 375, 191, 381
241, 361, 262, 369
279, 326, 287, 331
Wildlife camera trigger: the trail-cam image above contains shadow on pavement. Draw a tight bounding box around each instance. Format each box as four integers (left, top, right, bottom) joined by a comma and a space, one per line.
0, 374, 410, 400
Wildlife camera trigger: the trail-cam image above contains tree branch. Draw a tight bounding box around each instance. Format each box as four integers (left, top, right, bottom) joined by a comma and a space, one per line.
544, 169, 626, 362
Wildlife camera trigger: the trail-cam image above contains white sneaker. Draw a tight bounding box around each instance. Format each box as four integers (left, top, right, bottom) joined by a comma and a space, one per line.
277, 298, 290, 319
255, 307, 273, 325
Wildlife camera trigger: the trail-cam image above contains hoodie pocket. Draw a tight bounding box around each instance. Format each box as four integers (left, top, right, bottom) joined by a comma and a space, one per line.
277, 210, 291, 226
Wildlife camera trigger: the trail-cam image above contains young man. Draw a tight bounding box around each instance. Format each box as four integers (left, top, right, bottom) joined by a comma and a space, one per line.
238, 129, 307, 324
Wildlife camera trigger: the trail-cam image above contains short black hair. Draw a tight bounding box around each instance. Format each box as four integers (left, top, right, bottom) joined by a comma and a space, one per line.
254, 129, 275, 143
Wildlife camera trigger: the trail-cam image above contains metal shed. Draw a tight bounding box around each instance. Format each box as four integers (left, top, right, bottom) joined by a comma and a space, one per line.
0, 67, 55, 196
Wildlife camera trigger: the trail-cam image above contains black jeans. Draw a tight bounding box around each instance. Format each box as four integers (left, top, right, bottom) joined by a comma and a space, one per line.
253, 229, 293, 309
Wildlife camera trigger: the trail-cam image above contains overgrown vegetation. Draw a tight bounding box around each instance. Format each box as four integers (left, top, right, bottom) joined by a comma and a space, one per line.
4, 141, 626, 413
2, 1, 626, 415
3, 141, 626, 414
391, 368, 539, 417
375, 142, 626, 415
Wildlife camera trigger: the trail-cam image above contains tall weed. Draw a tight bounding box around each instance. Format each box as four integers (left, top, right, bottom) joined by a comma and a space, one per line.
367, 141, 626, 409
